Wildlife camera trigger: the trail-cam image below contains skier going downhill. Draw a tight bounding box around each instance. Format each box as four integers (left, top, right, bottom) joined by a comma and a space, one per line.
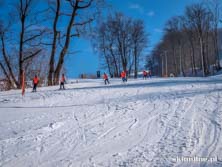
148, 70, 152, 78
60, 74, 66, 90
103, 73, 110, 85
143, 70, 148, 80
32, 75, 39, 92
121, 70, 127, 83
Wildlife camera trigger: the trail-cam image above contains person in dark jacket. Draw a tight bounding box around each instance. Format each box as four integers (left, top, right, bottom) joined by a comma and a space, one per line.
60, 74, 66, 90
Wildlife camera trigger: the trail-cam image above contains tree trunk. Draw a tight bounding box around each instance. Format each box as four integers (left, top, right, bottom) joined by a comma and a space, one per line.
172, 47, 178, 76
109, 45, 119, 77
18, 16, 25, 88
54, 3, 78, 84
0, 62, 12, 87
190, 41, 197, 76
48, 0, 60, 86
179, 45, 183, 76
1, 35, 19, 87
134, 47, 138, 79
213, 30, 221, 69
103, 42, 112, 77
105, 56, 112, 77
200, 37, 206, 77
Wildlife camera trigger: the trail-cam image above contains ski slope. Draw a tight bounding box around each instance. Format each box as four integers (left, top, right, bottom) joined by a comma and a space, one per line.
0, 77, 222, 167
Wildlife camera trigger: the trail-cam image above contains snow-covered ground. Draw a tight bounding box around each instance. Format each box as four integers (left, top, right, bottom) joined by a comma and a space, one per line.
0, 76, 222, 167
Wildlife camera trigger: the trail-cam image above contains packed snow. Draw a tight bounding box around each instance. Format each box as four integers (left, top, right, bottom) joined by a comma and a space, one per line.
0, 76, 222, 167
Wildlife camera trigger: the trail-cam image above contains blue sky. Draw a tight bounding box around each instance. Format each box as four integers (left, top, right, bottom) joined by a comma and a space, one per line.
67, 0, 201, 77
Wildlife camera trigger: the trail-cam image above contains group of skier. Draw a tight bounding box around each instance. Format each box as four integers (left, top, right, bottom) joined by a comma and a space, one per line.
142, 70, 151, 79
32, 74, 66, 92
103, 70, 127, 85
102, 70, 151, 85
32, 69, 151, 92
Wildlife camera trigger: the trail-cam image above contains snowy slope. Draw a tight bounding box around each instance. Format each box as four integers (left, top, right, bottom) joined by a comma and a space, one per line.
0, 77, 222, 167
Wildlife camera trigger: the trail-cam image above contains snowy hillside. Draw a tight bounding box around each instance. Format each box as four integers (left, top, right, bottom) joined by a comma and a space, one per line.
0, 77, 222, 167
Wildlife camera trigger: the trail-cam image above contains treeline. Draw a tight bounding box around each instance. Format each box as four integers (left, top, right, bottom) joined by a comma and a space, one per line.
93, 13, 148, 78
147, 1, 222, 77
0, 0, 104, 89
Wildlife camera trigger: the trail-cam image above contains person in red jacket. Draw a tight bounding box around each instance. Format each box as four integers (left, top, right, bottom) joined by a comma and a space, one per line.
32, 75, 39, 92
121, 70, 127, 82
60, 74, 66, 90
143, 70, 148, 80
103, 72, 110, 85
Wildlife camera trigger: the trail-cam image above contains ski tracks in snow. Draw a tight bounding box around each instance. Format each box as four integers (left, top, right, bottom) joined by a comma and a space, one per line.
0, 78, 222, 166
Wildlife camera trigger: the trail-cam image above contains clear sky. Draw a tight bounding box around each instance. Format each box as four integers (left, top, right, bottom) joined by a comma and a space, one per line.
0, 0, 201, 78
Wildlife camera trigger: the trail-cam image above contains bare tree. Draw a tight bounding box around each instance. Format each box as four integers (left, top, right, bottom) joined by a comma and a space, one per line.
0, 31, 18, 87
115, 13, 134, 74
181, 15, 198, 75
0, 34, 12, 87
47, 0, 60, 86
96, 21, 119, 77
95, 13, 148, 78
0, 0, 47, 89
149, 2, 219, 77
164, 16, 182, 76
185, 3, 213, 76
131, 20, 147, 78
205, 0, 221, 69
47, 0, 103, 85
17, 0, 45, 88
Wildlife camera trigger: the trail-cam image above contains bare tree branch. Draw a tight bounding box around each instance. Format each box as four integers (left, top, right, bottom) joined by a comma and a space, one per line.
22, 49, 41, 62
23, 31, 45, 43
77, 0, 93, 9
73, 18, 93, 26
70, 33, 80, 37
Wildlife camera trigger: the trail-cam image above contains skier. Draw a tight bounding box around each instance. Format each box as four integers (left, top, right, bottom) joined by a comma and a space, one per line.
143, 70, 148, 80
60, 73, 66, 90
103, 73, 110, 85
148, 70, 152, 78
121, 70, 127, 83
32, 75, 39, 92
